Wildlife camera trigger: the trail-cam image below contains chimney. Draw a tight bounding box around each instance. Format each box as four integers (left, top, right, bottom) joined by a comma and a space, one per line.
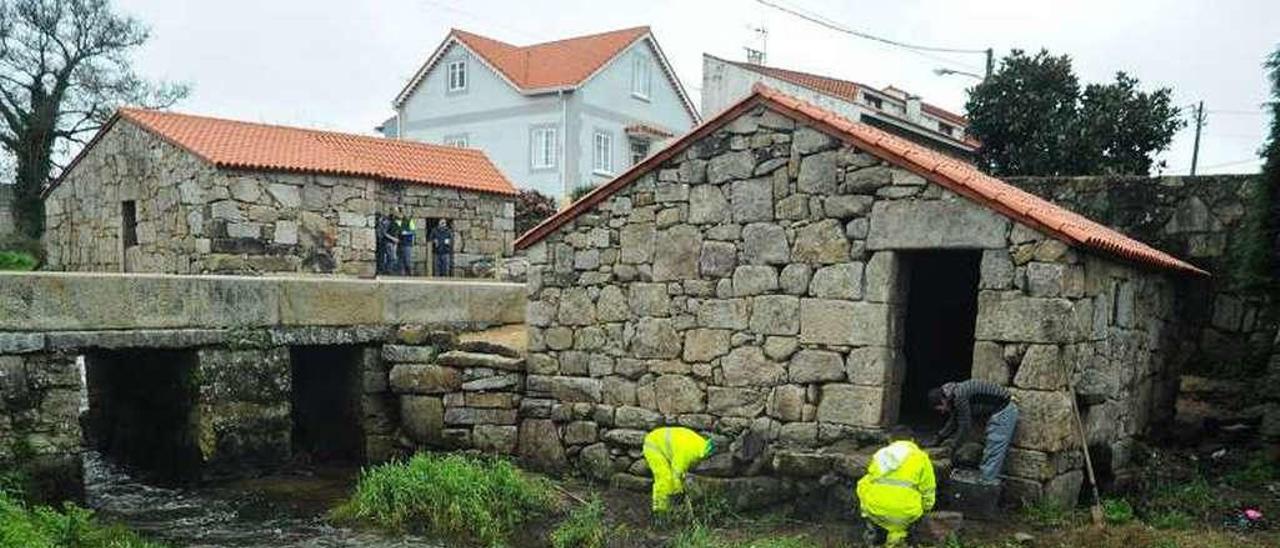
905, 96, 922, 123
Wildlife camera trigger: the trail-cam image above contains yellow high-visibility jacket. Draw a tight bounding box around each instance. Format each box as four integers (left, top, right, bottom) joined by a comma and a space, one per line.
643, 427, 711, 511
856, 440, 937, 525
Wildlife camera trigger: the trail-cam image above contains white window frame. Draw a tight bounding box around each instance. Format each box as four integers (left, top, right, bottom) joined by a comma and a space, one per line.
447, 60, 467, 92
443, 134, 469, 148
593, 130, 614, 175
629, 137, 651, 166
530, 126, 558, 170
630, 55, 651, 100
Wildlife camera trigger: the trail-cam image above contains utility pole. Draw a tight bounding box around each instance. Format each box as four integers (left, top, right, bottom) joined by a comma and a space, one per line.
1190, 101, 1206, 175
985, 48, 993, 79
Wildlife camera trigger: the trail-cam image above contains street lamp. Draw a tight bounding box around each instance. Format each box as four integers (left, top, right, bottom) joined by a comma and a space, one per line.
933, 67, 983, 80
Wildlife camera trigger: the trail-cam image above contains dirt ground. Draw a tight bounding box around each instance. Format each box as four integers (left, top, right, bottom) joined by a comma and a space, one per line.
522, 442, 1280, 548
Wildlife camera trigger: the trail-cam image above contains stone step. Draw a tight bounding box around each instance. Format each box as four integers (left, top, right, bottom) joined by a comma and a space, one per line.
436, 350, 524, 371
454, 339, 523, 358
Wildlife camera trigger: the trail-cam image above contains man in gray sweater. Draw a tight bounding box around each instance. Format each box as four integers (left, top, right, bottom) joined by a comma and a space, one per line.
928, 379, 1020, 482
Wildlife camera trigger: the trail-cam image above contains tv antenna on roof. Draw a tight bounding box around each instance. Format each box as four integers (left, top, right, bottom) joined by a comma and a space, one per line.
744, 24, 768, 65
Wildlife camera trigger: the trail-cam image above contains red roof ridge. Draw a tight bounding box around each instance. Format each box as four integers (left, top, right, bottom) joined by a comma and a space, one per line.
74, 107, 518, 197
516, 84, 1205, 276
118, 107, 479, 156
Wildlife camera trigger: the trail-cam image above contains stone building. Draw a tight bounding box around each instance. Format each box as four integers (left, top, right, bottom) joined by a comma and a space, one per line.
513, 85, 1206, 506
43, 108, 517, 276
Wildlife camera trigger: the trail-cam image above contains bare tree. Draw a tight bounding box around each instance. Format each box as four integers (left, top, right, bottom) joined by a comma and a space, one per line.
0, 0, 187, 239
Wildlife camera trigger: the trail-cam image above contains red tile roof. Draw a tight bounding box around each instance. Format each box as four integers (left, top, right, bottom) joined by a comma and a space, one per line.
453, 26, 649, 90
394, 26, 699, 121
516, 85, 1205, 276
717, 56, 976, 146
87, 108, 516, 195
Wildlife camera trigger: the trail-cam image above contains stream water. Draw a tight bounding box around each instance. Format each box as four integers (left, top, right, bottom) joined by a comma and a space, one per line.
83, 451, 440, 547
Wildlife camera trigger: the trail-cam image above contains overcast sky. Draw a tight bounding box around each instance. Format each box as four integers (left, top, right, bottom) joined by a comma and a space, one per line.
116, 0, 1278, 175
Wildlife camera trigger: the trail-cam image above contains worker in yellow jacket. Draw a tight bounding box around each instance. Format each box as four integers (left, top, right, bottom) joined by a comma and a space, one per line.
642, 427, 715, 513
856, 430, 936, 547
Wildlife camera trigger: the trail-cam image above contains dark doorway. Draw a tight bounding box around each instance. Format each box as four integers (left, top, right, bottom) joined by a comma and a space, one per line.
84, 349, 202, 483
289, 346, 363, 463
898, 250, 982, 427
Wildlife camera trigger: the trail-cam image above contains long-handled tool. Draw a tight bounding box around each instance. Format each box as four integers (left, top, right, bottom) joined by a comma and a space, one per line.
1067, 370, 1105, 527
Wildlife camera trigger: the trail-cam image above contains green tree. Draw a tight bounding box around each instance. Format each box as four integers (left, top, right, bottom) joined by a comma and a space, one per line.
0, 0, 187, 239
966, 49, 1183, 176
1263, 46, 1280, 285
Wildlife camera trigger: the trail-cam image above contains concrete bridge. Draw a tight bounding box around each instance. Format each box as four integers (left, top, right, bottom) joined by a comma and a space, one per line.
0, 271, 524, 502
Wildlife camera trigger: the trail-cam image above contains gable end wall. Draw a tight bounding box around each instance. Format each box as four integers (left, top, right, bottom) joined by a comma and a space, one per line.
520, 105, 1180, 506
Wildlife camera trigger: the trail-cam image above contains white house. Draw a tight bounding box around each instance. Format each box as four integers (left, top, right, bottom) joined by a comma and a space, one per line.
701, 54, 977, 159
384, 27, 699, 201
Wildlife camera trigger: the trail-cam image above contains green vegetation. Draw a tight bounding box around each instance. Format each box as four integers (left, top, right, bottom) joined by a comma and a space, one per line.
1019, 498, 1074, 528
1102, 497, 1135, 524
550, 496, 611, 548
570, 183, 599, 202
332, 452, 554, 546
966, 49, 1183, 176
0, 491, 163, 548
0, 250, 36, 271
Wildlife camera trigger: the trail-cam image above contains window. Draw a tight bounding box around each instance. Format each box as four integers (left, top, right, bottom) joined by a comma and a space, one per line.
866, 95, 883, 109
629, 137, 651, 166
938, 123, 955, 137
121, 201, 138, 248
530, 127, 557, 170
631, 55, 651, 99
443, 134, 469, 148
447, 60, 467, 92
593, 131, 614, 174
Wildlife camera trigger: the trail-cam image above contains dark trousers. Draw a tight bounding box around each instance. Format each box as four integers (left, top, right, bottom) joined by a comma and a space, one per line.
398, 243, 413, 276
379, 243, 398, 274
434, 251, 451, 277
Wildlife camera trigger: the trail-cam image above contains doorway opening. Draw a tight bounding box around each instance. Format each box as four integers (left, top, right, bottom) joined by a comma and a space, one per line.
898, 250, 982, 428
84, 349, 202, 482
289, 345, 364, 463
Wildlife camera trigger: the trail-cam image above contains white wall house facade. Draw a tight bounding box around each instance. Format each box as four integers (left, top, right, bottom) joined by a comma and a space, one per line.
387, 27, 699, 201
701, 54, 977, 159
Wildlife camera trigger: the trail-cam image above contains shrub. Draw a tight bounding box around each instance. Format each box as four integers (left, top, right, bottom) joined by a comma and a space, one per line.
551, 496, 609, 548
1102, 498, 1135, 524
0, 491, 162, 548
0, 250, 36, 271
514, 188, 558, 236
331, 452, 554, 546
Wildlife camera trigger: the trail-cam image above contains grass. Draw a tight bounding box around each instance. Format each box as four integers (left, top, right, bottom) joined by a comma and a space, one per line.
550, 496, 612, 548
0, 250, 36, 271
0, 491, 163, 548
331, 452, 555, 546
1018, 498, 1074, 528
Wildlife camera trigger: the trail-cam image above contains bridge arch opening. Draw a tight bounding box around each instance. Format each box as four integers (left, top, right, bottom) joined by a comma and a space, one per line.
289, 345, 365, 464
83, 349, 202, 483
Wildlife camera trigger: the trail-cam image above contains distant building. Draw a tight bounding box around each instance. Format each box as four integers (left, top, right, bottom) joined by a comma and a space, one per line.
701, 54, 977, 159
385, 26, 699, 201
44, 108, 516, 276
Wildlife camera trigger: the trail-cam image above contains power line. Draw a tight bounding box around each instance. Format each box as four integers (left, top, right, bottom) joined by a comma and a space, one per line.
1198, 157, 1263, 170
753, 0, 985, 54
753, 0, 992, 75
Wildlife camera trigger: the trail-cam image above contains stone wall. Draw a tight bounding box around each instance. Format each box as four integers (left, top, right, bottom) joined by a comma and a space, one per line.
0, 184, 14, 238
43, 120, 514, 276
517, 105, 1182, 506
387, 331, 527, 456
1006, 175, 1274, 377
